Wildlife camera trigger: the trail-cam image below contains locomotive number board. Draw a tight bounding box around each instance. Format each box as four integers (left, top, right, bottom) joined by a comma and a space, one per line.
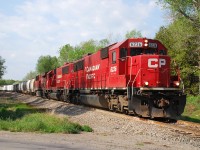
149, 43, 157, 48
129, 42, 158, 48
129, 42, 143, 47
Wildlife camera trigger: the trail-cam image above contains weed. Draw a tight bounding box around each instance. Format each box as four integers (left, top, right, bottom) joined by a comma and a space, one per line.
0, 100, 92, 134
181, 95, 200, 123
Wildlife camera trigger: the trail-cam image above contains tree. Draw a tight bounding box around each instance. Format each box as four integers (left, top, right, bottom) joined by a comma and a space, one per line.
36, 55, 59, 74
58, 44, 74, 65
23, 71, 38, 81
99, 39, 110, 48
0, 56, 6, 79
125, 29, 142, 39
156, 0, 200, 95
158, 0, 200, 29
0, 79, 16, 86
58, 39, 107, 64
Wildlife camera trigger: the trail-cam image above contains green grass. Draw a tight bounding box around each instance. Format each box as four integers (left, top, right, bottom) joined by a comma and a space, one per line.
0, 99, 93, 133
180, 95, 200, 123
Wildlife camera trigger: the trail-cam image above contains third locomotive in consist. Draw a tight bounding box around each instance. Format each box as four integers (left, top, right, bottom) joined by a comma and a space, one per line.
11, 38, 186, 120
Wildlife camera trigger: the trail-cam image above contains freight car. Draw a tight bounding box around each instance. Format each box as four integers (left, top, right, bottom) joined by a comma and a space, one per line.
3, 38, 186, 120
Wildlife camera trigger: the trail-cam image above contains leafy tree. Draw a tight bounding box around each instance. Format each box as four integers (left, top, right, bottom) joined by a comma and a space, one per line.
80, 39, 100, 54
58, 30, 143, 64
99, 39, 110, 48
0, 56, 6, 79
158, 0, 200, 29
58, 44, 74, 65
156, 0, 200, 95
125, 29, 142, 38
0, 79, 16, 86
36, 55, 59, 74
58, 39, 107, 64
67, 45, 83, 62
23, 71, 38, 81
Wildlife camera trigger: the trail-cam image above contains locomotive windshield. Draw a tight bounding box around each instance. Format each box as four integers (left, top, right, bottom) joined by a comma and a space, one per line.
144, 49, 157, 54
130, 48, 143, 56
130, 48, 161, 56
159, 50, 167, 55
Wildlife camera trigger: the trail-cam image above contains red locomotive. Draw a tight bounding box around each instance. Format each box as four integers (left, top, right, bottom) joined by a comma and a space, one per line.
30, 38, 186, 119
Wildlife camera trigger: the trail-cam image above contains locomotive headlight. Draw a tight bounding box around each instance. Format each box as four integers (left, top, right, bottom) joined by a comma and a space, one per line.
144, 39, 148, 47
144, 81, 149, 86
173, 81, 180, 87
175, 82, 180, 86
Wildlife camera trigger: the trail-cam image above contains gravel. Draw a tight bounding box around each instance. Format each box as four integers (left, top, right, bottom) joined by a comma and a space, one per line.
1, 92, 200, 150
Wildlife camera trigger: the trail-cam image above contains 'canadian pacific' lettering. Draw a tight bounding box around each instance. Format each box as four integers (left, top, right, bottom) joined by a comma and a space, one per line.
86, 73, 95, 79
85, 64, 100, 72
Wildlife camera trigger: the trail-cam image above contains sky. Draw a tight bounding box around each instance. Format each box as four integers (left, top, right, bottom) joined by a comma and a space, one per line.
0, 0, 167, 80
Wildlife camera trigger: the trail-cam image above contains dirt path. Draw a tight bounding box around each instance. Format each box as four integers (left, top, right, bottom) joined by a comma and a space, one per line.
0, 92, 200, 150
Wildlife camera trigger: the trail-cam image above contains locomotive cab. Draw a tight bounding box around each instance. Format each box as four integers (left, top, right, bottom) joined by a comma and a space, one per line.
109, 38, 177, 88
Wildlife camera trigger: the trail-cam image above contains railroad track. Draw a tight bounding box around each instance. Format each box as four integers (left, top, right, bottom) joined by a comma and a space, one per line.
148, 120, 200, 138
2, 92, 200, 139
95, 109, 200, 139
174, 120, 200, 137
15, 93, 200, 139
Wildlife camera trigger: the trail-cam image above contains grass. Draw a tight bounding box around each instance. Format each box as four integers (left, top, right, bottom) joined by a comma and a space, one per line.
0, 98, 93, 133
180, 95, 200, 123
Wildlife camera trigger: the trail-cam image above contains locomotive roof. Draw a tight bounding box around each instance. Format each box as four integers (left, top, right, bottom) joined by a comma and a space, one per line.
109, 38, 149, 50
110, 40, 126, 50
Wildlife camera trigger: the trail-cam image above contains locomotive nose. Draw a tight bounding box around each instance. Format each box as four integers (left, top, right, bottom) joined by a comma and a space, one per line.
139, 55, 171, 88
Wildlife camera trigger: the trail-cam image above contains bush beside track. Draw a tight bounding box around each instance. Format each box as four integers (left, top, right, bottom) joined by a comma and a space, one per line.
0, 97, 93, 133
181, 95, 200, 123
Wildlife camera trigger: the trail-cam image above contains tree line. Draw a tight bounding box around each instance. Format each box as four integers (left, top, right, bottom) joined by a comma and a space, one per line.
156, 0, 200, 95
23, 30, 142, 80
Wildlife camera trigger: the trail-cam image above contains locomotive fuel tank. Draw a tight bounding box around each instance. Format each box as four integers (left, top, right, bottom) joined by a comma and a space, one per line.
79, 95, 108, 109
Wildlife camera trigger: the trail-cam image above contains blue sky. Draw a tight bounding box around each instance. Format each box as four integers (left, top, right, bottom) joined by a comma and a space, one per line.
0, 0, 167, 80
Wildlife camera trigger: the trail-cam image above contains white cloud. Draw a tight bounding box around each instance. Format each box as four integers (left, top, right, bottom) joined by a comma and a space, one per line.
0, 0, 165, 80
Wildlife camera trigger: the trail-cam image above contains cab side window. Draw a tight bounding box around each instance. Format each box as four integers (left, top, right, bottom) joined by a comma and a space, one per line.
120, 48, 127, 58
112, 51, 116, 64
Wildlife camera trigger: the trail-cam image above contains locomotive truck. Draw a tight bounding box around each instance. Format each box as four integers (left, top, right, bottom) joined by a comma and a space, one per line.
3, 38, 186, 120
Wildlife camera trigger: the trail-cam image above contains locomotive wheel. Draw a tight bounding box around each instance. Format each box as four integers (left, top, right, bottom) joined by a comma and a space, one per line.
117, 103, 122, 112
60, 94, 65, 101
109, 102, 116, 112
117, 102, 127, 113
64, 95, 70, 103
122, 106, 129, 115
124, 109, 129, 115
108, 102, 113, 111
72, 96, 79, 104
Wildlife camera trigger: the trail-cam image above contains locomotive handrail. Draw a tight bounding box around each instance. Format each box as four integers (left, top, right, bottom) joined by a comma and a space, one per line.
126, 56, 133, 98
63, 80, 70, 89
131, 68, 142, 96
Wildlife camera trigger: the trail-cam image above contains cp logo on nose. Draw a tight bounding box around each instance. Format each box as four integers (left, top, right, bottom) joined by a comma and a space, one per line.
148, 58, 166, 68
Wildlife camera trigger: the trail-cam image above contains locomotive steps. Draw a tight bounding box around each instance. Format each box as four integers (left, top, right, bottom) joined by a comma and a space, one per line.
0, 92, 200, 150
